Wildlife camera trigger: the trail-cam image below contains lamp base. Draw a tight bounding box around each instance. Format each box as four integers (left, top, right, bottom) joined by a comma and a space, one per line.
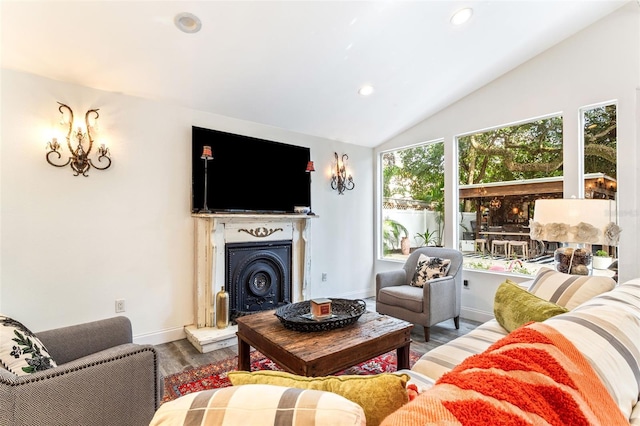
200, 208, 212, 214
554, 247, 592, 276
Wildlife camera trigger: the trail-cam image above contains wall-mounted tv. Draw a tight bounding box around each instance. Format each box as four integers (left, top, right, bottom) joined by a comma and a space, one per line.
191, 126, 311, 214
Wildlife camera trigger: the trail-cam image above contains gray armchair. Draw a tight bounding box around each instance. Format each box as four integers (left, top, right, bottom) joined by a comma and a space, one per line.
0, 316, 162, 426
376, 247, 464, 341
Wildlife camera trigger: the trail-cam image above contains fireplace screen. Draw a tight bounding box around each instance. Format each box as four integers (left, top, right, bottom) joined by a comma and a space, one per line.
226, 240, 292, 321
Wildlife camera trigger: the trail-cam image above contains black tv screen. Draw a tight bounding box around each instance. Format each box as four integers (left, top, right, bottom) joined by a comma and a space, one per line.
191, 126, 311, 213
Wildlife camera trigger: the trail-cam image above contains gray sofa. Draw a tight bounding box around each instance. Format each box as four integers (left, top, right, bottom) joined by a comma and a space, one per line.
0, 316, 162, 426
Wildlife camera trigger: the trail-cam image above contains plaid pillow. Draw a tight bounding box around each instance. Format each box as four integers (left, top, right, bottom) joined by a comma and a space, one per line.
150, 384, 366, 426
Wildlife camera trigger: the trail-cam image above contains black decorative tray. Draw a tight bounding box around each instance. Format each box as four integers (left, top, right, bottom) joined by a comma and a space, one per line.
274, 298, 367, 332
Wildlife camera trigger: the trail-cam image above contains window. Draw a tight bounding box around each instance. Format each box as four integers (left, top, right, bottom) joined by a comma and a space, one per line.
457, 115, 563, 265
380, 140, 444, 260
583, 103, 617, 198
582, 102, 617, 257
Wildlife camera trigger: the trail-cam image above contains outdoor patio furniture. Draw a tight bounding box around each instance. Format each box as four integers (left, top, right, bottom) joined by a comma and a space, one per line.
491, 240, 509, 258
508, 240, 529, 259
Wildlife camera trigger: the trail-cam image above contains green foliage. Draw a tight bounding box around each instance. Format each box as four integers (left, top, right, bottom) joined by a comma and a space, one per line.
584, 104, 617, 178
382, 142, 445, 246
415, 230, 438, 247
458, 116, 564, 188
595, 249, 610, 257
382, 219, 409, 253
467, 260, 490, 270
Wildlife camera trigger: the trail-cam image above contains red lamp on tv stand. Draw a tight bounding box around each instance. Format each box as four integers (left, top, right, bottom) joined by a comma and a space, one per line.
306, 161, 316, 216
200, 146, 213, 213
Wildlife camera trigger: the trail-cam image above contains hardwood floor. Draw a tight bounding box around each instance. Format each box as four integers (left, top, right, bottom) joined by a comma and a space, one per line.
155, 300, 482, 378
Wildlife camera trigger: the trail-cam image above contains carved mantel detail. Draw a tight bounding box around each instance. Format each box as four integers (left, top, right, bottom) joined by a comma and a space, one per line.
238, 227, 283, 238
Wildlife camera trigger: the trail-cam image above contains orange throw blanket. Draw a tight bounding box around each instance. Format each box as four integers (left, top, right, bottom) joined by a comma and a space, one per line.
382, 322, 627, 426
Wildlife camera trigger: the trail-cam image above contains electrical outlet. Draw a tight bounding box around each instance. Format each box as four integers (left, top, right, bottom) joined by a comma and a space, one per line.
321, 273, 327, 282
115, 299, 125, 313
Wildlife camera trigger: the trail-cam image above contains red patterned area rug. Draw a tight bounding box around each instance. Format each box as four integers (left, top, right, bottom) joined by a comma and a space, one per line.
163, 350, 420, 403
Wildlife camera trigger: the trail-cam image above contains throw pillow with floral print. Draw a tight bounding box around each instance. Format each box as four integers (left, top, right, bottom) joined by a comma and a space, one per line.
0, 314, 57, 376
410, 254, 451, 287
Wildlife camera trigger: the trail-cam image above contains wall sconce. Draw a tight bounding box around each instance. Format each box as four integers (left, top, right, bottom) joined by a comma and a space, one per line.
46, 102, 111, 177
330, 152, 354, 195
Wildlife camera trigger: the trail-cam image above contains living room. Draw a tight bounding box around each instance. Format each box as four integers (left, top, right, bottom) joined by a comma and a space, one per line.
1, 0, 639, 355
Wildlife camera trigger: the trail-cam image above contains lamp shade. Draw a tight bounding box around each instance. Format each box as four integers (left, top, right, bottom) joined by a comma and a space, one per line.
530, 198, 619, 245
201, 146, 213, 159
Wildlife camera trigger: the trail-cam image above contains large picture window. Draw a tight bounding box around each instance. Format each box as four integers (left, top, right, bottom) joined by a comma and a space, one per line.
457, 115, 563, 273
582, 102, 618, 258
380, 140, 444, 260
583, 103, 617, 197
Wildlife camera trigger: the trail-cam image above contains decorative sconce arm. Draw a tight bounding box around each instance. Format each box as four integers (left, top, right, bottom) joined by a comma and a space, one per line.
45, 102, 111, 177
330, 152, 355, 195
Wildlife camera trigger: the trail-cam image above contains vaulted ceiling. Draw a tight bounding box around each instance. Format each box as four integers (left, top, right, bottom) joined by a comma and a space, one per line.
0, 1, 629, 147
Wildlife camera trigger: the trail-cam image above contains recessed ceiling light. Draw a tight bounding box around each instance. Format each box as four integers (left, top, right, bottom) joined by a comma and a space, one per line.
450, 8, 473, 26
174, 12, 202, 34
358, 85, 374, 96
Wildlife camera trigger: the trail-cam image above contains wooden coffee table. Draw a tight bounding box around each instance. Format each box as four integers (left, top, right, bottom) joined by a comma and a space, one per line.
235, 309, 413, 377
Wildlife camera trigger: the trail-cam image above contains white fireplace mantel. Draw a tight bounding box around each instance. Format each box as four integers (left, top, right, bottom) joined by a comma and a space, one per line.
186, 213, 315, 353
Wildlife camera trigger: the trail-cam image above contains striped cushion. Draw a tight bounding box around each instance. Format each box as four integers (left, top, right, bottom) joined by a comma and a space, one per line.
543, 280, 640, 420
411, 319, 509, 381
527, 267, 616, 310
149, 384, 366, 426
631, 402, 640, 426
396, 368, 435, 393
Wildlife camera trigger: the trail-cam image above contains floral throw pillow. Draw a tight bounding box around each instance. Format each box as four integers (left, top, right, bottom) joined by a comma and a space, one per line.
410, 254, 451, 287
0, 314, 57, 376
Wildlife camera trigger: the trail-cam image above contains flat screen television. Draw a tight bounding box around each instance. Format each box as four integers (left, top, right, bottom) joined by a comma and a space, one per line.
191, 126, 311, 213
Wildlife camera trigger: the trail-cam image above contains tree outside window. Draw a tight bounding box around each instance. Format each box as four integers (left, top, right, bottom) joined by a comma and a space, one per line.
381, 141, 444, 259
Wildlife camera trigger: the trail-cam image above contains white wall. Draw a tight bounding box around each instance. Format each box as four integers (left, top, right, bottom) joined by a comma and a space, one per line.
0, 70, 374, 343
376, 4, 640, 291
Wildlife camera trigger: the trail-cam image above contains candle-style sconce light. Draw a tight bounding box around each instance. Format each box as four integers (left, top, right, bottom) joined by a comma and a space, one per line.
46, 102, 111, 177
330, 152, 354, 195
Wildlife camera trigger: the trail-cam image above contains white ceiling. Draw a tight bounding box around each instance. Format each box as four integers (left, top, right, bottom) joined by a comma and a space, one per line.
0, 1, 629, 147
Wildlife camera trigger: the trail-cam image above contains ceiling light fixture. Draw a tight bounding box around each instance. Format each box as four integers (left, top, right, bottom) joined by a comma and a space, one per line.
450, 8, 473, 26
358, 85, 374, 96
174, 12, 202, 34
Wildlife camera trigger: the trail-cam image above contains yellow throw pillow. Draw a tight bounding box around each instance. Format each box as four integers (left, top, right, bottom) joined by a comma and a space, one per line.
228, 370, 409, 426
494, 279, 568, 332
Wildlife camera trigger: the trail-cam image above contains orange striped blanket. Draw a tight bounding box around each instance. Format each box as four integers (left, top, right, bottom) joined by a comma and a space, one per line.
382, 322, 627, 426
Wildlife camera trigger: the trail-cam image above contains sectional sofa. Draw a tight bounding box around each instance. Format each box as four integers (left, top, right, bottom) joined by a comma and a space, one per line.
389, 268, 640, 425
151, 268, 640, 425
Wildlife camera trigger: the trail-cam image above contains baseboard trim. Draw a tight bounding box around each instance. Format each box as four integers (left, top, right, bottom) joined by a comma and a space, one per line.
134, 326, 186, 346
460, 307, 494, 323
331, 290, 376, 300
